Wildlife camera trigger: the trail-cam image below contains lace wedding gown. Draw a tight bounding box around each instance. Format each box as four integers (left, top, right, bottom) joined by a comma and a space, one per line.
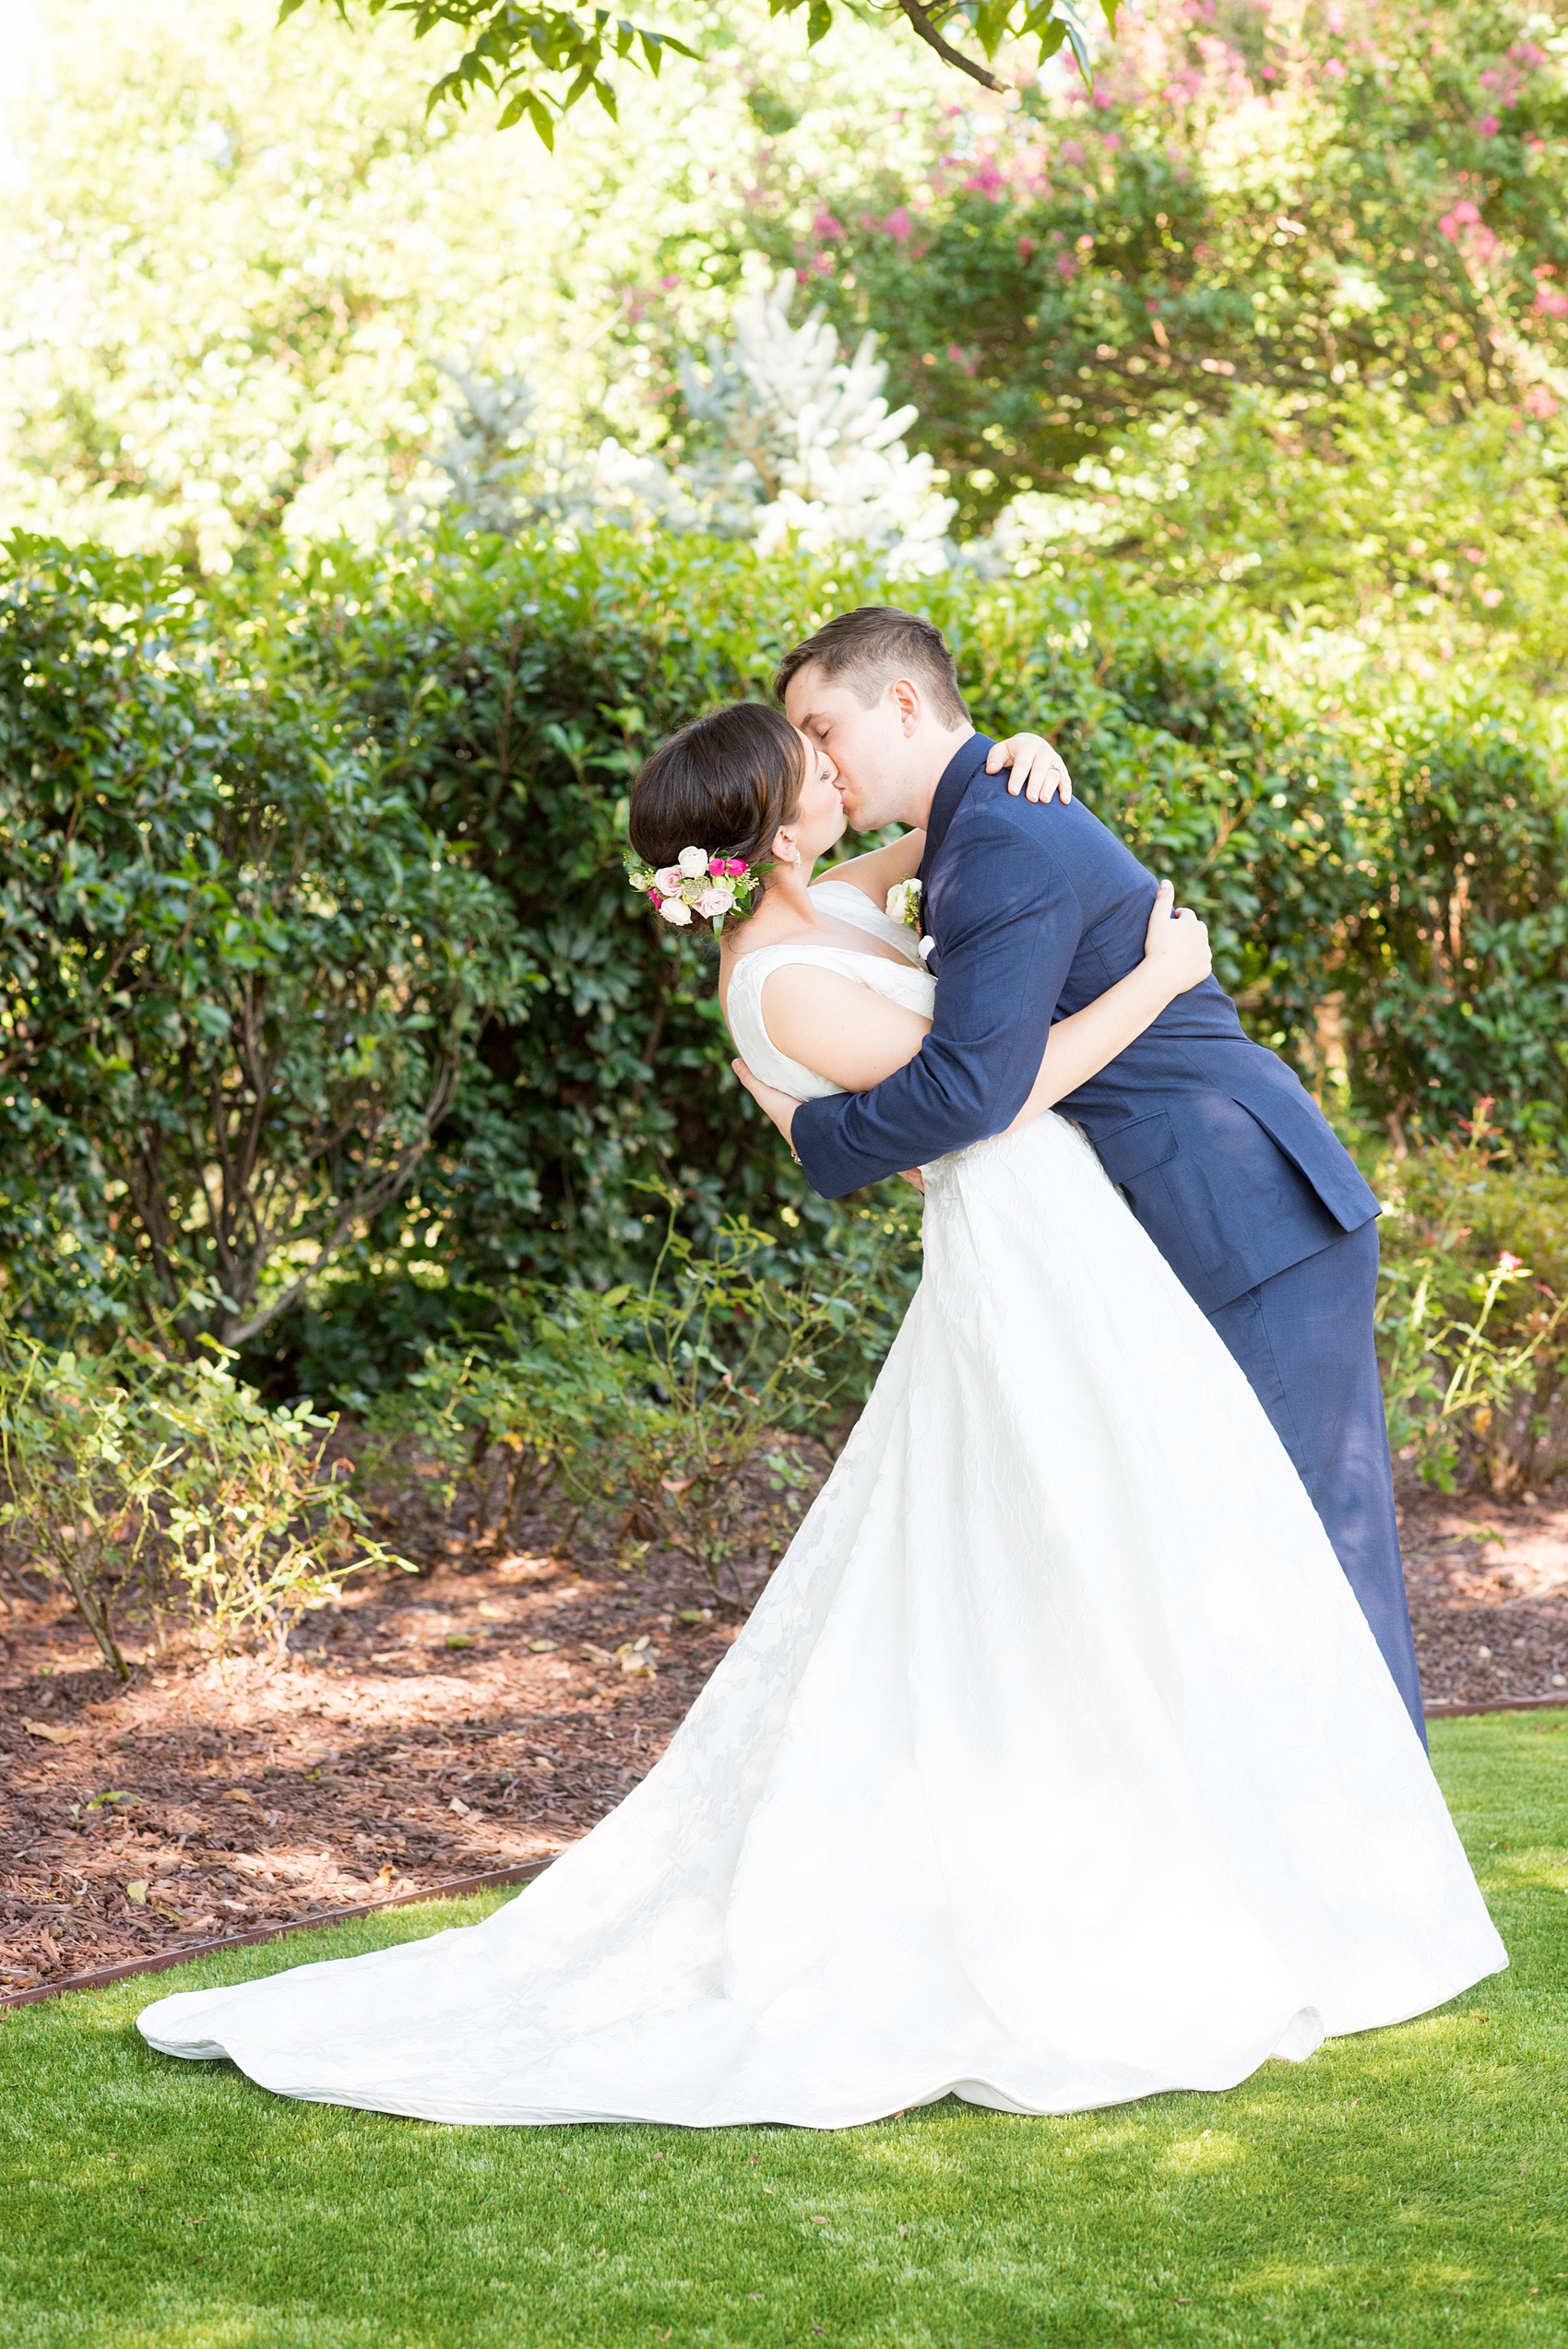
140, 881, 1504, 2126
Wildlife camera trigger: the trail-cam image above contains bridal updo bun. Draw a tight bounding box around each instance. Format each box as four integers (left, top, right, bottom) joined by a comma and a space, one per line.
628, 703, 805, 935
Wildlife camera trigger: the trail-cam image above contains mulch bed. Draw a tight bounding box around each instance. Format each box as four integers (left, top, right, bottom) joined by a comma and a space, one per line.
1400, 1476, 1568, 1714
5, 1469, 1566, 1996
0, 1524, 735, 1995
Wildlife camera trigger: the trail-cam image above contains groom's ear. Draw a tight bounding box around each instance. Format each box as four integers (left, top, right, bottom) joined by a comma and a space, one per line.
889, 677, 923, 736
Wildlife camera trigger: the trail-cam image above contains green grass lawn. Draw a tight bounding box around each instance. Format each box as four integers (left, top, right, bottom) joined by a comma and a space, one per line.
2, 1714, 1564, 2349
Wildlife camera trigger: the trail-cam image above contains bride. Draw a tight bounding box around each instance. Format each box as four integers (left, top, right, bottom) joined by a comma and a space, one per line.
139, 704, 1504, 2128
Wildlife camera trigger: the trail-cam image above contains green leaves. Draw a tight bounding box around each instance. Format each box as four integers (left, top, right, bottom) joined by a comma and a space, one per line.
360, 1199, 897, 1604
282, 0, 1108, 142
1377, 1124, 1568, 1494
297, 0, 696, 146
0, 538, 533, 1349
0, 1321, 414, 1663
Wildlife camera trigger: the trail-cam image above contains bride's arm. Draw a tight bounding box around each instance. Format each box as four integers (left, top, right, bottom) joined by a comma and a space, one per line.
740, 884, 1210, 1133
1007, 883, 1210, 1124
758, 967, 933, 1092
817, 733, 1069, 906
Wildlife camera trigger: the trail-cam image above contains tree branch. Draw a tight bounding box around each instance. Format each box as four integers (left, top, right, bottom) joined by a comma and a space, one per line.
896, 0, 1007, 91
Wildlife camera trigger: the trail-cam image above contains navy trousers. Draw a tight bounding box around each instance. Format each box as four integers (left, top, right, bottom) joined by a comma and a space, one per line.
1206, 1219, 1427, 1744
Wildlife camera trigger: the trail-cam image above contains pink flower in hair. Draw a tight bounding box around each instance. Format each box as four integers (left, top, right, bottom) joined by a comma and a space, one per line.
654, 865, 684, 896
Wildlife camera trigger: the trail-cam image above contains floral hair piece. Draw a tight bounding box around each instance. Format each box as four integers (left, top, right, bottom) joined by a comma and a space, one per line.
626, 844, 766, 934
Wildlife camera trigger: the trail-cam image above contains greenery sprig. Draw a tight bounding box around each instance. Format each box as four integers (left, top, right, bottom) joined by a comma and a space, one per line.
283, 0, 1111, 146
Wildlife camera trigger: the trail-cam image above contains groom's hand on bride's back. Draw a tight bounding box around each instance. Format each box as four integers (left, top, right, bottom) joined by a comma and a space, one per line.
987, 732, 1073, 804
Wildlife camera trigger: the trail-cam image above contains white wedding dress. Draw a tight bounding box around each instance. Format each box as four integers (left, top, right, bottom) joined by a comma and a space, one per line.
140, 881, 1504, 2125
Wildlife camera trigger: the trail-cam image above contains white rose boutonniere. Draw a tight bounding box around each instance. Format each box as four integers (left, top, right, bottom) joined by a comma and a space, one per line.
885, 878, 923, 931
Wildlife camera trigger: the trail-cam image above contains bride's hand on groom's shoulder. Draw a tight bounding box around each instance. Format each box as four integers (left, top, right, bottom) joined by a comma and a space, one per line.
987, 732, 1073, 805
1142, 881, 1212, 996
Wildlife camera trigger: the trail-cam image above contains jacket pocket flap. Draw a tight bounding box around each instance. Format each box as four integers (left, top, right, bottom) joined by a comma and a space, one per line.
1097, 1111, 1179, 1184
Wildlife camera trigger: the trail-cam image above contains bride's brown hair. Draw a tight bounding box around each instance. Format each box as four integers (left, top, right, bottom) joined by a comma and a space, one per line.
628, 703, 805, 933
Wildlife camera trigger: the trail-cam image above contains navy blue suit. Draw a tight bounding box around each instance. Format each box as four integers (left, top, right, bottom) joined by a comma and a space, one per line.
793, 733, 1425, 1738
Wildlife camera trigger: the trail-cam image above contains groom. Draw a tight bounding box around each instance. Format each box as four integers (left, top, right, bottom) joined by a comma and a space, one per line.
735, 605, 1427, 1742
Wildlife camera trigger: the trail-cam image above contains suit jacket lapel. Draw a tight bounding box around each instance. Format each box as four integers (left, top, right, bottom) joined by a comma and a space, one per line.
916, 732, 992, 894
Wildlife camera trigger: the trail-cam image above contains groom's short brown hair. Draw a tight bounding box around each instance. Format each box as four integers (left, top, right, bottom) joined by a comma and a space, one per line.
774, 607, 970, 730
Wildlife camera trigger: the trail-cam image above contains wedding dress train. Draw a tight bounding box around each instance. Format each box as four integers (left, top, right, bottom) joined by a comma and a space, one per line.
139, 883, 1504, 2125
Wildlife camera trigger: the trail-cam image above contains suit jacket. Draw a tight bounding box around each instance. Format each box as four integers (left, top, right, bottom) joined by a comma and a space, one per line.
790, 732, 1378, 1314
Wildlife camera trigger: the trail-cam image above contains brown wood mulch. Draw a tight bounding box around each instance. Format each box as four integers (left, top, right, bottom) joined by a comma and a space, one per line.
4, 1473, 1566, 1999
1401, 1475, 1568, 1714
0, 1524, 734, 1996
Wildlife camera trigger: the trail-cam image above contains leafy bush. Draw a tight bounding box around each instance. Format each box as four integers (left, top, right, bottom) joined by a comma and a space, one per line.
0, 1326, 410, 1666
280, 534, 1568, 1271
0, 536, 531, 1347
362, 1193, 911, 1605
7, 528, 1567, 1397
151, 1360, 412, 1655
0, 1342, 166, 1676
1344, 702, 1568, 1152
1376, 1105, 1568, 1494
240, 535, 1362, 1327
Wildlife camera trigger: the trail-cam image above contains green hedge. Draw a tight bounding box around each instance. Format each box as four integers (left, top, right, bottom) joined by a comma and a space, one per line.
3, 529, 1565, 1398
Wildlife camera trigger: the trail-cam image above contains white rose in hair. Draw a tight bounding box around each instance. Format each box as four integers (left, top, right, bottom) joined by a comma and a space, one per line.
654, 865, 685, 896
678, 846, 709, 879
659, 897, 695, 927
695, 884, 735, 919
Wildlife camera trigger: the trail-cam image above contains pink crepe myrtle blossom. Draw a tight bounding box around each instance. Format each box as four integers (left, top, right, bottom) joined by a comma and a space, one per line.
964, 160, 1005, 200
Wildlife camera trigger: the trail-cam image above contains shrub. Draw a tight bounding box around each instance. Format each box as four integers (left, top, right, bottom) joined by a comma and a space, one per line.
237, 535, 1381, 1327
1344, 701, 1568, 1153
362, 1192, 916, 1605
0, 1341, 166, 1676
1376, 1104, 1568, 1495
0, 536, 531, 1347
7, 528, 1568, 1394
151, 1359, 413, 1655
0, 1326, 410, 1666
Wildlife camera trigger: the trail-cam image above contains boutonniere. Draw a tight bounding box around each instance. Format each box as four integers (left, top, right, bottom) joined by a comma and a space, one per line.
885, 878, 922, 931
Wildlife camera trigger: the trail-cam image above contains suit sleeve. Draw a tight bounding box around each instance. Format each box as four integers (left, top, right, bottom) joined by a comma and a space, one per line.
791, 821, 1083, 1200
